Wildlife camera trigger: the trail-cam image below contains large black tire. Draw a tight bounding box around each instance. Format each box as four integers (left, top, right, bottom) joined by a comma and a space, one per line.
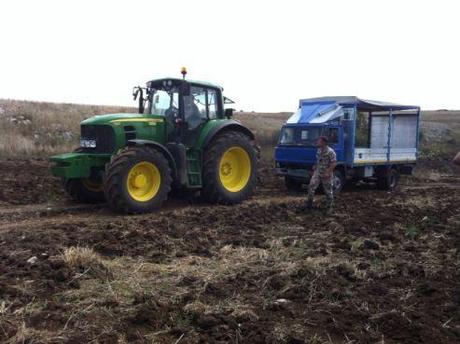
104, 146, 172, 214
285, 176, 303, 192
64, 178, 105, 203
202, 132, 257, 204
377, 168, 399, 190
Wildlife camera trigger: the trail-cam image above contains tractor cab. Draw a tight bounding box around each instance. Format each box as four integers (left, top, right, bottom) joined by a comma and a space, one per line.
133, 71, 232, 146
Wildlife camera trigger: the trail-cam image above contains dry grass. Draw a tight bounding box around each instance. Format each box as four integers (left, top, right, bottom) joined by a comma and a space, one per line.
234, 111, 290, 146
1, 98, 459, 164
61, 246, 110, 278
0, 99, 134, 157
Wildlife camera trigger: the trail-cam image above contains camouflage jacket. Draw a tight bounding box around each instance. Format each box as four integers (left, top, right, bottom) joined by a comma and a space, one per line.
315, 146, 337, 174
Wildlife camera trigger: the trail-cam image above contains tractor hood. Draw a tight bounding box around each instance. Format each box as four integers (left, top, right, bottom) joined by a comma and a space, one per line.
81, 113, 165, 125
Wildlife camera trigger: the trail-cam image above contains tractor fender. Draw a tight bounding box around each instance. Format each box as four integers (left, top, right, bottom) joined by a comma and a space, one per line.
202, 120, 255, 149
126, 139, 178, 181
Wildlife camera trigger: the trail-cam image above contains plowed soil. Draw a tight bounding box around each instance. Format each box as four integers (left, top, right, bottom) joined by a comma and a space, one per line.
0, 159, 459, 343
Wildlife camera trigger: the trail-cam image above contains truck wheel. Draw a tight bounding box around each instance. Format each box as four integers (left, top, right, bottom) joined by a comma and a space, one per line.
202, 132, 257, 204
104, 147, 171, 213
331, 170, 345, 194
64, 178, 105, 203
285, 176, 303, 191
377, 168, 399, 190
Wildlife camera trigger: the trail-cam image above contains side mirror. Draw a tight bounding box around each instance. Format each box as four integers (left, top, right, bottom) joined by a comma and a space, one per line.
132, 87, 140, 100
225, 108, 234, 118
224, 96, 235, 104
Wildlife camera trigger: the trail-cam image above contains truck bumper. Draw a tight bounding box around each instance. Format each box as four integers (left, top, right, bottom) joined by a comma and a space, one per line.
275, 167, 287, 175
275, 167, 312, 180
50, 152, 110, 179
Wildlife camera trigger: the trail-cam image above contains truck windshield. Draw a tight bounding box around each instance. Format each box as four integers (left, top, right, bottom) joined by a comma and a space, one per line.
279, 126, 338, 147
279, 127, 322, 146
146, 88, 179, 116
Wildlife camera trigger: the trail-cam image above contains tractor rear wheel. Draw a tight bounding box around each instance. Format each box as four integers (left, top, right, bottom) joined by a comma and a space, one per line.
104, 146, 172, 213
202, 132, 257, 204
64, 178, 105, 203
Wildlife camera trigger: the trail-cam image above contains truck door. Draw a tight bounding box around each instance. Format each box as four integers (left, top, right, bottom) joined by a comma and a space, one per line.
323, 126, 344, 162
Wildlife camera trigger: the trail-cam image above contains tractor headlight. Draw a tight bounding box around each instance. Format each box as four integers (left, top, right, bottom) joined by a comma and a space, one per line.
80, 139, 97, 148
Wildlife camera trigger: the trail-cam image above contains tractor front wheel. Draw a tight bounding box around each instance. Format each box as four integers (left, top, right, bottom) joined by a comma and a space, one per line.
64, 178, 105, 203
202, 132, 257, 204
104, 146, 172, 213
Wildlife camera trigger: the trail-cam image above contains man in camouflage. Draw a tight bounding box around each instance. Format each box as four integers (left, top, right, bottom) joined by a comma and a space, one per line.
306, 136, 337, 212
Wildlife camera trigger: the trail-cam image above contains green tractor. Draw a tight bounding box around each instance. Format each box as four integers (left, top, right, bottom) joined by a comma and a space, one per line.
51, 70, 258, 213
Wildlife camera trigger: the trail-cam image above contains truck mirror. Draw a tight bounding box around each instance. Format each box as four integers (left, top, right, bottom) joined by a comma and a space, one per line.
225, 108, 234, 118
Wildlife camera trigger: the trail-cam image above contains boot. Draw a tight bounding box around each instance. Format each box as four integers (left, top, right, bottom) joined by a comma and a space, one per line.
305, 199, 313, 210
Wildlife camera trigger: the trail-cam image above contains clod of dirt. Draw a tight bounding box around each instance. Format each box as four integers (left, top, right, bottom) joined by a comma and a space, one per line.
361, 239, 380, 250
267, 274, 286, 290
335, 263, 357, 281
356, 262, 371, 270
204, 282, 226, 297
231, 309, 259, 323
195, 314, 220, 329
130, 298, 169, 326
417, 282, 437, 296
183, 301, 206, 317
378, 232, 397, 242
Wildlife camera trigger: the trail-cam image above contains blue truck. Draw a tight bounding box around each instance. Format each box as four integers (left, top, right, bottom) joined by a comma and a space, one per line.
274, 96, 420, 192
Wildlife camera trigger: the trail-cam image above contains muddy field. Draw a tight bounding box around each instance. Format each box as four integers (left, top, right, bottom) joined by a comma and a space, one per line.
0, 158, 459, 344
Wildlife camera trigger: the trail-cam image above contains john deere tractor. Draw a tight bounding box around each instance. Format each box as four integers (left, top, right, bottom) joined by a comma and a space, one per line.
50, 70, 257, 213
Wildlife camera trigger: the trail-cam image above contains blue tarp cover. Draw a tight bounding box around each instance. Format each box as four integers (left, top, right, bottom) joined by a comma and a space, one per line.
299, 96, 420, 111
287, 101, 337, 124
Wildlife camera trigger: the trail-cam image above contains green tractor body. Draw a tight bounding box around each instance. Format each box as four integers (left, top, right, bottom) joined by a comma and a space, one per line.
51, 76, 257, 213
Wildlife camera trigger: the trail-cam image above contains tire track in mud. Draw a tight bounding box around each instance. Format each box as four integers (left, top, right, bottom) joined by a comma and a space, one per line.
0, 181, 458, 231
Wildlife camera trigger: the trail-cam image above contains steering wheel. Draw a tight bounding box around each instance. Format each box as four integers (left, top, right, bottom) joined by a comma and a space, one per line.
165, 106, 178, 117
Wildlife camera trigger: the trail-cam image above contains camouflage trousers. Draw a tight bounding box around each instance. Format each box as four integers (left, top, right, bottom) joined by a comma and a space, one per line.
307, 171, 333, 203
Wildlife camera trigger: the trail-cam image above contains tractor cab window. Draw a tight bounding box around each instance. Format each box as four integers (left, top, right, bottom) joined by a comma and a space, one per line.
207, 89, 218, 119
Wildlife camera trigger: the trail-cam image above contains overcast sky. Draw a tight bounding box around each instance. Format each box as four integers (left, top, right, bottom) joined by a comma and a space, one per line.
0, 0, 459, 112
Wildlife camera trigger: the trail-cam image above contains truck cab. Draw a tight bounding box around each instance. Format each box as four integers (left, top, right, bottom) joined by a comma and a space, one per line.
275, 97, 420, 192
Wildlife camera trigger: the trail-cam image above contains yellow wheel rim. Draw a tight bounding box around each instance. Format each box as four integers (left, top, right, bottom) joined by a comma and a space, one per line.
219, 146, 251, 193
82, 179, 103, 192
127, 162, 161, 202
